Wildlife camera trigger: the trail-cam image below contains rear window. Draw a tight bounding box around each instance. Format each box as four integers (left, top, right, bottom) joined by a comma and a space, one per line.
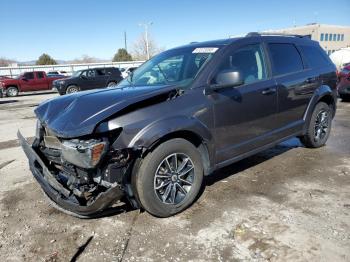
106, 67, 121, 75
268, 43, 304, 76
299, 45, 331, 68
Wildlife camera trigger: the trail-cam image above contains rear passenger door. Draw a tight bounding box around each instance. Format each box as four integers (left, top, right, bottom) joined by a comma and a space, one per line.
35, 72, 48, 90
267, 42, 319, 135
95, 69, 109, 88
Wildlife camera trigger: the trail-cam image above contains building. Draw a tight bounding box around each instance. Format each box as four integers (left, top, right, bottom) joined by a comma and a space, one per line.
264, 23, 350, 55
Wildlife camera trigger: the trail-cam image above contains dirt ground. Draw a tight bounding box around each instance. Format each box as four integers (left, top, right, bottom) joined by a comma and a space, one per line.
0, 92, 349, 262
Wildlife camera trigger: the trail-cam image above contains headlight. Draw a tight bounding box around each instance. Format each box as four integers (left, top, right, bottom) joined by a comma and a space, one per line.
59, 80, 65, 85
61, 139, 108, 169
0, 81, 3, 87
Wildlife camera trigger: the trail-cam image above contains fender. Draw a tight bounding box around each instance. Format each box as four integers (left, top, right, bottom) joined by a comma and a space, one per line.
129, 115, 212, 148
112, 115, 215, 171
302, 84, 337, 134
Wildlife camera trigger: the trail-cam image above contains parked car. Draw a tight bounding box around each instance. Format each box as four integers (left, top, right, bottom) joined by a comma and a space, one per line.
121, 66, 138, 78
0, 71, 66, 97
18, 33, 337, 218
337, 64, 350, 100
52, 67, 123, 95
47, 70, 69, 76
0, 76, 11, 80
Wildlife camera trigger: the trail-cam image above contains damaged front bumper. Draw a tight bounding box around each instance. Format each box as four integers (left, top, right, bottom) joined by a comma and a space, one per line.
17, 130, 125, 218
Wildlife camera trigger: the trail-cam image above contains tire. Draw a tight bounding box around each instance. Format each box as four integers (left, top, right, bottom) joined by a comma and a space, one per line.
65, 85, 79, 94
107, 81, 117, 87
133, 138, 204, 217
300, 102, 332, 148
6, 86, 19, 97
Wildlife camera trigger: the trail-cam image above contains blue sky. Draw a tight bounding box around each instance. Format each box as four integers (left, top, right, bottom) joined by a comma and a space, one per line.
0, 0, 349, 61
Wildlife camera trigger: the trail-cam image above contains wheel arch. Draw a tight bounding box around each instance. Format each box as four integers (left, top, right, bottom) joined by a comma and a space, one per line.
126, 116, 215, 175
303, 84, 337, 134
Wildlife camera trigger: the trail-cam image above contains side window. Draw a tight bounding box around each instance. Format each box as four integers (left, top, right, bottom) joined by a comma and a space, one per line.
268, 43, 303, 76
24, 72, 34, 79
96, 69, 105, 76
81, 71, 87, 77
216, 44, 267, 85
37, 72, 44, 79
320, 33, 324, 41
87, 70, 96, 78
299, 45, 331, 68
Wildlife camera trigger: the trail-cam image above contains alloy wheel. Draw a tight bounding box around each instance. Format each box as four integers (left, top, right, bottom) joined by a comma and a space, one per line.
314, 110, 329, 142
154, 153, 195, 205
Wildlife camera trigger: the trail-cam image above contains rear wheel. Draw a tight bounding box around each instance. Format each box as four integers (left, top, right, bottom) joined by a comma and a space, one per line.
65, 85, 79, 94
6, 86, 19, 97
300, 102, 332, 148
133, 138, 204, 217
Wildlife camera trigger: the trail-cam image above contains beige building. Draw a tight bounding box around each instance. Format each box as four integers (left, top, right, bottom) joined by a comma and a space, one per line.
264, 23, 350, 55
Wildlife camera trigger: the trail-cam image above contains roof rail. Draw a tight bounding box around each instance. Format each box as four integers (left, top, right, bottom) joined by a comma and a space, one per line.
246, 32, 306, 38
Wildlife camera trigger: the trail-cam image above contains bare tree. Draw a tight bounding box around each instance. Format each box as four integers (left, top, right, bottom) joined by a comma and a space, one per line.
0, 57, 16, 67
132, 33, 163, 60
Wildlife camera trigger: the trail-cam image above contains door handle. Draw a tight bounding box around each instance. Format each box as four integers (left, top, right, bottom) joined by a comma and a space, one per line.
261, 87, 276, 95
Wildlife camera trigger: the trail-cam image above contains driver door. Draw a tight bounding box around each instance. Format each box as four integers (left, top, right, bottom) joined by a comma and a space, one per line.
81, 69, 99, 90
209, 43, 279, 164
19, 72, 36, 91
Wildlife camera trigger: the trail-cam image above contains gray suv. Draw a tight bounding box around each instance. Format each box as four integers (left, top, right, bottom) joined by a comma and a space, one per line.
19, 33, 337, 218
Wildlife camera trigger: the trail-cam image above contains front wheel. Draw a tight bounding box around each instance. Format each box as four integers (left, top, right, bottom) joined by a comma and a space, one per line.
107, 81, 117, 87
133, 138, 204, 217
6, 86, 19, 97
65, 85, 79, 94
300, 102, 332, 148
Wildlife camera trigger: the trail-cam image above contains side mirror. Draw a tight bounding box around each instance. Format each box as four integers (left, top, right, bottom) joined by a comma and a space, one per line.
80, 75, 87, 79
20, 77, 27, 81
211, 69, 243, 90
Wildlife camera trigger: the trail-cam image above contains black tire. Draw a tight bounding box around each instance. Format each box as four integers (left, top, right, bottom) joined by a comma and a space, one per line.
300, 102, 332, 148
133, 138, 204, 217
65, 85, 79, 94
107, 81, 117, 87
6, 86, 19, 97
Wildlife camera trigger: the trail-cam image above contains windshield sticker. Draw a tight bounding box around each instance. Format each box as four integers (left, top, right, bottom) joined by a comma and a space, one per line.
192, 47, 218, 54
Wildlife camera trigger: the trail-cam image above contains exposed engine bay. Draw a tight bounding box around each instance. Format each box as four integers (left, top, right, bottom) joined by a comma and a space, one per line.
33, 122, 136, 211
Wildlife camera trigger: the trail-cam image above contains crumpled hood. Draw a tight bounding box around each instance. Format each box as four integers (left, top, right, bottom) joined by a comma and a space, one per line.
35, 85, 175, 138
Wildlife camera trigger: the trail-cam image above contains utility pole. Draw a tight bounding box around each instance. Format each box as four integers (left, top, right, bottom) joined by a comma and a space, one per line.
139, 22, 153, 60
124, 31, 127, 51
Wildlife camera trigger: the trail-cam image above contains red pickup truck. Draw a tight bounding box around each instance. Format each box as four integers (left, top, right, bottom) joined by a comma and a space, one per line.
0, 71, 65, 97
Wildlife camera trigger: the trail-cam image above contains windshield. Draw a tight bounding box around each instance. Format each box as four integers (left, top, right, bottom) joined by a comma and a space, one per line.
118, 46, 218, 88
71, 70, 82, 77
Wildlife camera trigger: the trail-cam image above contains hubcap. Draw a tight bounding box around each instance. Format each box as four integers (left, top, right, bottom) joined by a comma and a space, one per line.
67, 87, 78, 93
314, 110, 329, 142
8, 88, 17, 96
154, 153, 195, 205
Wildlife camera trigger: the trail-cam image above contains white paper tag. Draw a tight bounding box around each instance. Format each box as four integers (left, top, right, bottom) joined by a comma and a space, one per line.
192, 47, 218, 54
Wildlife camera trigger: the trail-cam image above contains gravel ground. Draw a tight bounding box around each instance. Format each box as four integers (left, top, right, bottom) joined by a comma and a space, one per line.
0, 92, 349, 262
